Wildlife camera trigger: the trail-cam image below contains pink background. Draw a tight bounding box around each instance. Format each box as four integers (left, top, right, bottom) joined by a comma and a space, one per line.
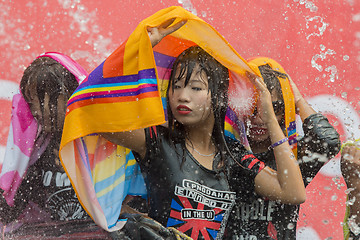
1, 1, 359, 239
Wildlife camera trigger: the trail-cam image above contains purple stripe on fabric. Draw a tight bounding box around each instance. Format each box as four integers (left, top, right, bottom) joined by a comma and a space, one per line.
287, 121, 296, 130
77, 62, 157, 90
75, 84, 157, 101
154, 51, 176, 68
69, 84, 157, 104
68, 85, 158, 106
226, 107, 239, 123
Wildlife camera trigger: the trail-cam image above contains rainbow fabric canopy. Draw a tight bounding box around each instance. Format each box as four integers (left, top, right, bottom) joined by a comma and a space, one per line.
60, 6, 257, 232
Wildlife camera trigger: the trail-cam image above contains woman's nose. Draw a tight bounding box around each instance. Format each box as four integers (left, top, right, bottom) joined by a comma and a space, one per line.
178, 88, 190, 102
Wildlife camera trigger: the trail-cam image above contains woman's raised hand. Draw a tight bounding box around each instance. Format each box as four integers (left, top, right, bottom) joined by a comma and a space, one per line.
288, 75, 304, 104
148, 18, 187, 47
246, 71, 275, 123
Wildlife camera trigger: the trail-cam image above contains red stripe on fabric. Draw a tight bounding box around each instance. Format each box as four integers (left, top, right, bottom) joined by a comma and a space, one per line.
247, 159, 259, 169
241, 154, 256, 161
103, 40, 126, 78
288, 134, 297, 140
66, 91, 159, 116
169, 210, 182, 219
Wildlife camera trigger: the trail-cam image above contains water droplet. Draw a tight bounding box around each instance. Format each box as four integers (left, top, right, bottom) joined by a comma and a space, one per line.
341, 92, 348, 99
287, 223, 295, 229
331, 194, 338, 201
343, 55, 350, 61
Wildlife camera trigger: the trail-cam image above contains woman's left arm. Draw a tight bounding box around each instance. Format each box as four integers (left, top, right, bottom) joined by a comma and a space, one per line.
247, 73, 306, 204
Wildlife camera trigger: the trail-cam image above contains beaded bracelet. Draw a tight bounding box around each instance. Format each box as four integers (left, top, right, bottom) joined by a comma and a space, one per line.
269, 137, 289, 150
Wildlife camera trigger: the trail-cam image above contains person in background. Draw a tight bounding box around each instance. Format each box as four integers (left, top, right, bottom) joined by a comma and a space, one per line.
0, 52, 112, 239
341, 139, 360, 240
226, 57, 341, 240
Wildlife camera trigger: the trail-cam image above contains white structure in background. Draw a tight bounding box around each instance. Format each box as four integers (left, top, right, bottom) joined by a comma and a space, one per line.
0, 80, 18, 164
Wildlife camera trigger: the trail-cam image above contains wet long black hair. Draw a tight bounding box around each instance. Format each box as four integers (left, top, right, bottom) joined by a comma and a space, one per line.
166, 46, 232, 169
20, 57, 78, 156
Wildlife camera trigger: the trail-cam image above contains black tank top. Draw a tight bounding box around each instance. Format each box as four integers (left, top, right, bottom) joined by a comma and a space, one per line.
135, 126, 264, 240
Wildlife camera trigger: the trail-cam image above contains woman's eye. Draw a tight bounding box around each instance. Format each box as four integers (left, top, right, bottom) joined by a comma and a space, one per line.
192, 87, 202, 91
174, 85, 181, 89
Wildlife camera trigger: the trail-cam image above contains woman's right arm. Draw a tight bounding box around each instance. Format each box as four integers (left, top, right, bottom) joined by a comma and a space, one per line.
101, 130, 147, 159
101, 19, 187, 157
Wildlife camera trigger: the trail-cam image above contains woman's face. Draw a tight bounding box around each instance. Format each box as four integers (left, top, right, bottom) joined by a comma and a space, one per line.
26, 82, 68, 134
246, 89, 284, 143
168, 63, 214, 128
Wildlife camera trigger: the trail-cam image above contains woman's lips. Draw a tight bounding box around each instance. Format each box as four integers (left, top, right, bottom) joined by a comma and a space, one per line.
177, 105, 192, 115
249, 126, 267, 135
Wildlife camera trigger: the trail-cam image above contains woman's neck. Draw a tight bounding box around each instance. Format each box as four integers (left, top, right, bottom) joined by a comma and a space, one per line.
249, 138, 271, 154
185, 124, 214, 151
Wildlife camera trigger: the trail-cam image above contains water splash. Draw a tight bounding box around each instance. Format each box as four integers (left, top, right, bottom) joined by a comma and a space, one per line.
293, 0, 318, 12
57, 0, 113, 67
305, 16, 328, 39
311, 45, 336, 72
178, 0, 197, 16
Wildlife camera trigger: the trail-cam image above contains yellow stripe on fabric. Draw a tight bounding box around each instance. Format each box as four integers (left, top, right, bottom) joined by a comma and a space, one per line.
61, 97, 166, 147
82, 135, 100, 155
71, 83, 152, 98
93, 147, 136, 198
92, 150, 125, 182
224, 122, 240, 139
125, 159, 137, 168
159, 79, 169, 98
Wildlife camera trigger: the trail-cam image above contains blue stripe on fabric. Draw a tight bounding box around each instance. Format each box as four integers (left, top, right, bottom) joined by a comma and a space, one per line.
68, 85, 158, 106
78, 64, 157, 90
94, 163, 129, 193
166, 217, 184, 227
108, 218, 127, 229
208, 229, 219, 239
288, 128, 296, 136
214, 212, 224, 222
224, 130, 236, 140
77, 137, 93, 178
78, 78, 158, 92
170, 199, 183, 211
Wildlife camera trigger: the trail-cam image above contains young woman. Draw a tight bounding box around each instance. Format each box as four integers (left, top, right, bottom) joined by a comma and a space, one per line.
227, 57, 341, 240
101, 21, 306, 240
0, 53, 111, 239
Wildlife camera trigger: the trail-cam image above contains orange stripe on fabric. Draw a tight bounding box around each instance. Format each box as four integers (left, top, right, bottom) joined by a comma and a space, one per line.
66, 91, 159, 116
153, 35, 197, 57
103, 40, 126, 78
61, 97, 166, 146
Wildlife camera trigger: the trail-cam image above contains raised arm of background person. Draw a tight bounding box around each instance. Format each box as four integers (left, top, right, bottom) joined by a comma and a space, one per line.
341, 144, 360, 231
247, 72, 306, 204
289, 74, 341, 186
288, 75, 316, 121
